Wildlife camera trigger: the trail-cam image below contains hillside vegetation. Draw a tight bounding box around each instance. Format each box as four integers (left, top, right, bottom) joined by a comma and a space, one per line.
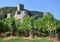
0, 7, 17, 19
0, 7, 43, 20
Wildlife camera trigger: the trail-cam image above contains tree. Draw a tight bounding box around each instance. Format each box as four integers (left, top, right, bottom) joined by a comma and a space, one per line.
41, 12, 59, 36
56, 20, 60, 39
4, 18, 12, 36
0, 20, 5, 33
17, 16, 37, 38
4, 17, 17, 36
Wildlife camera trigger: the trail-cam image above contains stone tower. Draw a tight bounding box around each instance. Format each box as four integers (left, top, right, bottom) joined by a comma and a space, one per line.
17, 4, 24, 11
15, 4, 27, 22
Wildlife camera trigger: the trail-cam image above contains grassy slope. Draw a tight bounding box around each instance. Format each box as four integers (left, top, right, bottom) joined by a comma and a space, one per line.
0, 37, 53, 42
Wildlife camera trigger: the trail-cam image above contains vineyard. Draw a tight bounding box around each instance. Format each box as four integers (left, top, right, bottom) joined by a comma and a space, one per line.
0, 12, 60, 42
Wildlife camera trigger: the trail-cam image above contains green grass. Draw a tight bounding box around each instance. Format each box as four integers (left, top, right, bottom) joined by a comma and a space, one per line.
0, 37, 53, 42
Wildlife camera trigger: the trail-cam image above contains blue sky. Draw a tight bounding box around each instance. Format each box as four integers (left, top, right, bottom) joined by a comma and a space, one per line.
0, 0, 60, 20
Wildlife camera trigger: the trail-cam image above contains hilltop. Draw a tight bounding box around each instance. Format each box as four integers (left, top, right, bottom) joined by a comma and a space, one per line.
0, 7, 43, 19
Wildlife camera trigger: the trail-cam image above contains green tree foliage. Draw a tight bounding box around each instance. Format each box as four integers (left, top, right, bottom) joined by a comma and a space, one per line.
0, 20, 5, 33
0, 6, 60, 38
40, 12, 60, 36
0, 7, 17, 19
4, 17, 17, 36
0, 19, 10, 33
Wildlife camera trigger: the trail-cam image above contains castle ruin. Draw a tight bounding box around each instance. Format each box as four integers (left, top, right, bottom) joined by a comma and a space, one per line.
7, 4, 44, 22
